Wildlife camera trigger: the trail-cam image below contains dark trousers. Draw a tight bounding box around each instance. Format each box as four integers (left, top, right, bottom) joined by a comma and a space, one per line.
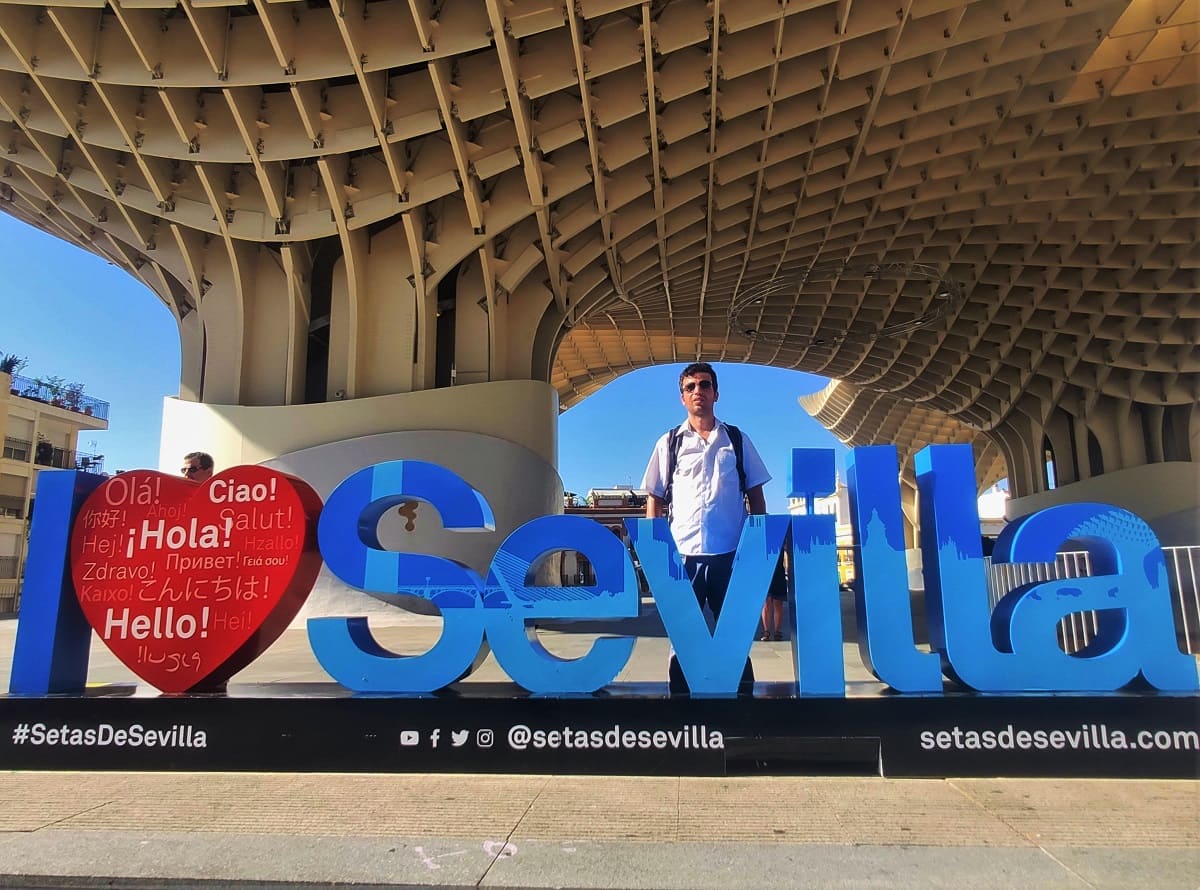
682, 552, 736, 617
669, 552, 755, 694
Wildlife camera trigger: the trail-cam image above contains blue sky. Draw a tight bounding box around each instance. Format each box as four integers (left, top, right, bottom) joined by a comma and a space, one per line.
0, 213, 845, 507
0, 215, 180, 471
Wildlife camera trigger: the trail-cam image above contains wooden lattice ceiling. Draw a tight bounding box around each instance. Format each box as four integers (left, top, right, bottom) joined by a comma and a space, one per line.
0, 0, 1195, 482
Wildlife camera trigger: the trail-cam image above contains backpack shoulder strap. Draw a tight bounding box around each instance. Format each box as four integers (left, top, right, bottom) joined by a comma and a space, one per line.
663, 426, 682, 507
724, 423, 747, 494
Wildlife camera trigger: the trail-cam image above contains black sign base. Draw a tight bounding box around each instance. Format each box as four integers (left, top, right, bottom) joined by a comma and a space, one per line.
1, 684, 1196, 778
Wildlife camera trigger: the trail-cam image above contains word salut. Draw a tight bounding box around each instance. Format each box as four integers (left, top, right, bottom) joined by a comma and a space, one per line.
10, 445, 1198, 697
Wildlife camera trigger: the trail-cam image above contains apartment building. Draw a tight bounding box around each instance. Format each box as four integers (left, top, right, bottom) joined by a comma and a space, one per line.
0, 369, 108, 613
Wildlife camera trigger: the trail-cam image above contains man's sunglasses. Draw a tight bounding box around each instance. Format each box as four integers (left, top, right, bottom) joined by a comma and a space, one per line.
181, 466, 203, 476
681, 379, 714, 393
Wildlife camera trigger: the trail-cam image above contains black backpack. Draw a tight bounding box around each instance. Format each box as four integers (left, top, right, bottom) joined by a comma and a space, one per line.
662, 423, 746, 512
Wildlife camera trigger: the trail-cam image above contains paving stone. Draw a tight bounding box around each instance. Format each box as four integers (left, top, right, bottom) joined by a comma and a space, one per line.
952, 779, 1200, 847
479, 841, 1092, 889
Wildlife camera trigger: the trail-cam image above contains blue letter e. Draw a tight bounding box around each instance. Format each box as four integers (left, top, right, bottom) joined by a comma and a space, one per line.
484, 515, 638, 694
310, 460, 494, 693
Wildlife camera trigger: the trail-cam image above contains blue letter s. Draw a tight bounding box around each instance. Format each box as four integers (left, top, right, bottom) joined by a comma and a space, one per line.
311, 460, 494, 693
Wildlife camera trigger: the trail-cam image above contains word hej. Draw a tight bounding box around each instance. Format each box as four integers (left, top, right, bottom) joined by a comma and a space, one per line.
11, 446, 1199, 698
65, 465, 323, 693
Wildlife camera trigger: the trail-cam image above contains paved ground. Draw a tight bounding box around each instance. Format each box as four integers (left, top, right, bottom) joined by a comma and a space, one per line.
0, 771, 1196, 888
1, 616, 1198, 888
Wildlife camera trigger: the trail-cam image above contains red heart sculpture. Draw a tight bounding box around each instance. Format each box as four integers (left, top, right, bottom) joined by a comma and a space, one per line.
70, 466, 323, 693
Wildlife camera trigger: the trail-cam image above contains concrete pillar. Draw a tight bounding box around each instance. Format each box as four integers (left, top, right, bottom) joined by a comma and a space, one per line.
991, 423, 1037, 497
1072, 413, 1094, 480
1114, 399, 1148, 469
1042, 409, 1078, 486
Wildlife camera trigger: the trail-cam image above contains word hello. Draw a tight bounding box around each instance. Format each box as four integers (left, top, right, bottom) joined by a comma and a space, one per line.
79, 562, 152, 581
104, 606, 210, 641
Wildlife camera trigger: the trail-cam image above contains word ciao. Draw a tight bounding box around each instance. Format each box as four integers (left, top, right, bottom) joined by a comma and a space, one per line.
209, 478, 278, 504
309, 446, 1197, 697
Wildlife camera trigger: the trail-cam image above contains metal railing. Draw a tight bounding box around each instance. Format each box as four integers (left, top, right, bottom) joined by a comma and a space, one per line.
8, 373, 109, 421
29, 444, 104, 473
74, 451, 105, 473
986, 551, 1093, 609
4, 438, 103, 472
985, 546, 1200, 655
0, 555, 17, 579
1165, 546, 1199, 653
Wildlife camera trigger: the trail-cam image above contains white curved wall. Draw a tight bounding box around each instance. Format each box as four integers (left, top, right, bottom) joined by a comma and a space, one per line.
1007, 461, 1200, 546
159, 379, 558, 470
264, 429, 562, 623
157, 381, 562, 624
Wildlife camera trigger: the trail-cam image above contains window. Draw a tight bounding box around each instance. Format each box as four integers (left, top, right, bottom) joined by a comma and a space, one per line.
2, 438, 30, 462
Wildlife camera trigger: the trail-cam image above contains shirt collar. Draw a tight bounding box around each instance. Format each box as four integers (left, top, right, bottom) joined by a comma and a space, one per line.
678, 418, 724, 438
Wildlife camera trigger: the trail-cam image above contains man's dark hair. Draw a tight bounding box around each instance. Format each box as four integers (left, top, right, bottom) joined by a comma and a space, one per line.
679, 362, 718, 392
184, 451, 214, 470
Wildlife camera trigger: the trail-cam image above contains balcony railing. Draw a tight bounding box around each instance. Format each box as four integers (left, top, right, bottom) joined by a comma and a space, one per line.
3, 438, 102, 472
0, 555, 18, 579
8, 373, 109, 421
33, 446, 104, 473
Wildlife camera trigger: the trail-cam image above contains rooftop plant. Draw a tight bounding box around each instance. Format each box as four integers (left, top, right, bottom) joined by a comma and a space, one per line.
0, 353, 28, 375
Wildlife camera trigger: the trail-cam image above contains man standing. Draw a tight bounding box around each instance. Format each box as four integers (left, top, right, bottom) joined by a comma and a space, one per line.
641, 363, 771, 694
181, 451, 214, 483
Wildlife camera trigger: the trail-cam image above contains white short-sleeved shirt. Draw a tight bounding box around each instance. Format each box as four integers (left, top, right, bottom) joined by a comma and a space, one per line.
641, 420, 771, 557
